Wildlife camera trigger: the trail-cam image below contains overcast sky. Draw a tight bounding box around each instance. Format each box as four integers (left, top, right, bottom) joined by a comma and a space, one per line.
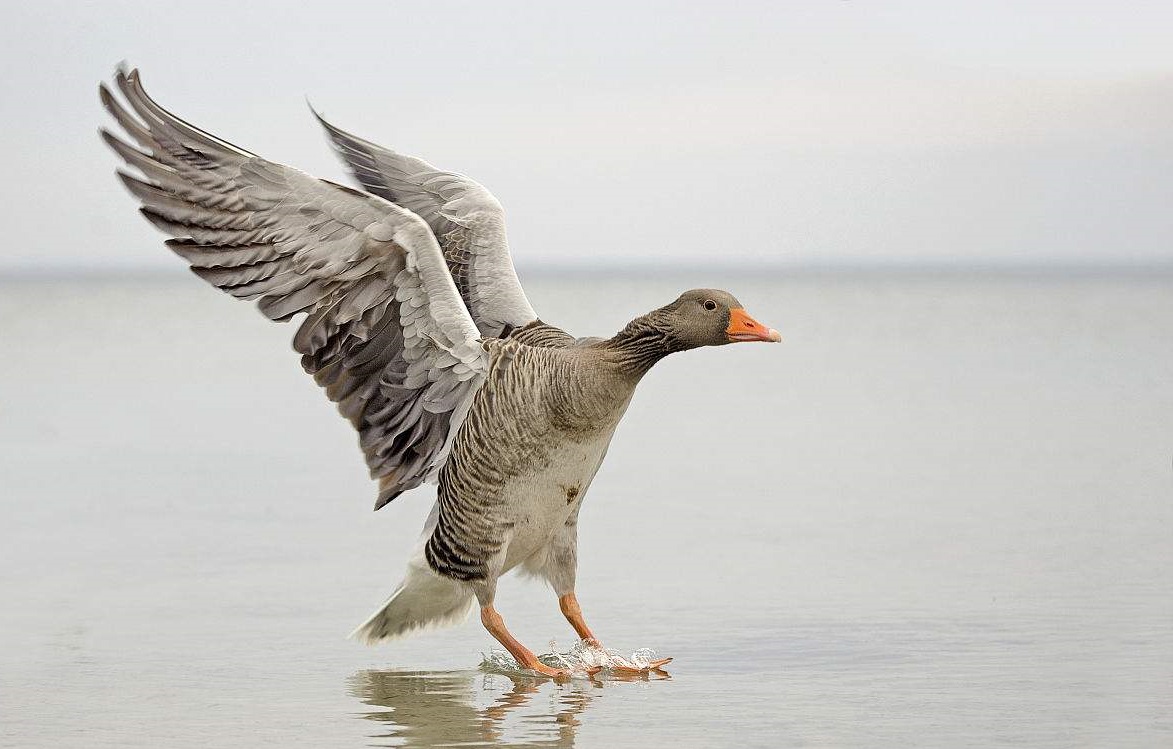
2, 1, 1170, 273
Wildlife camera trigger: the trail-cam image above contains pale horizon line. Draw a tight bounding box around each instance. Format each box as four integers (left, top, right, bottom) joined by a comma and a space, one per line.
2, 259, 1171, 283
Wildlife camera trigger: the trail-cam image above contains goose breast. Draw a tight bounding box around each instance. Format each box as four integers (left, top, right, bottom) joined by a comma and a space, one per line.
427, 341, 637, 582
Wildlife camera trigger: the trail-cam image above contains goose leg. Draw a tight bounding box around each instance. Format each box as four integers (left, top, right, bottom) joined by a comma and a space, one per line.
548, 523, 601, 646
557, 592, 673, 673
558, 592, 598, 645
480, 605, 571, 680
547, 521, 670, 673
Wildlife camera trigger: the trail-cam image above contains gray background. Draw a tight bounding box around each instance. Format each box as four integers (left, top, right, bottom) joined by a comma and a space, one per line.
2, 0, 1171, 274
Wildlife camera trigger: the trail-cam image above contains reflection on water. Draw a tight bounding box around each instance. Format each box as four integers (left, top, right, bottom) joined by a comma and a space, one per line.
351, 667, 672, 747
350, 669, 594, 747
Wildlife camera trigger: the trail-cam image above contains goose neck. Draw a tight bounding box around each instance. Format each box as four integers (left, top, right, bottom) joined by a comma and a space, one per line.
604, 315, 675, 375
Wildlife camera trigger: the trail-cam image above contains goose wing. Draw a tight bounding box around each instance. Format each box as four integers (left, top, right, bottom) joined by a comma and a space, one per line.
312, 110, 537, 338
101, 67, 487, 509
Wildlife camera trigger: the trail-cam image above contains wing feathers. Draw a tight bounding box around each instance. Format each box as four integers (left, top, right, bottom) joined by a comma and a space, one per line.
102, 67, 487, 507
312, 109, 538, 338
166, 239, 287, 269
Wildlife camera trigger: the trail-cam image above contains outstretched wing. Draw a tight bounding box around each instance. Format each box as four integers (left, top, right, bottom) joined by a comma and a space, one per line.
101, 67, 487, 509
312, 110, 538, 338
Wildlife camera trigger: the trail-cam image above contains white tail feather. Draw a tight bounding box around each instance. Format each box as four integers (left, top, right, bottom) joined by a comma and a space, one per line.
350, 561, 474, 644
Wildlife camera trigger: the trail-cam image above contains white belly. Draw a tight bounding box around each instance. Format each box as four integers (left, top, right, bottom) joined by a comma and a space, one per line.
497, 429, 615, 573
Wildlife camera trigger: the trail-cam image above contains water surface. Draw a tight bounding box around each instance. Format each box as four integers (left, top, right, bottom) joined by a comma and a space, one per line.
2, 274, 1170, 747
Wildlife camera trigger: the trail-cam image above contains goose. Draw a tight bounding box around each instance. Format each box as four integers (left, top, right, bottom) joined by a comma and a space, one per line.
99, 67, 780, 679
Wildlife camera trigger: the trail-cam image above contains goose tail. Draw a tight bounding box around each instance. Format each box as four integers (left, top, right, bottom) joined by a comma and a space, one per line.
350, 562, 474, 644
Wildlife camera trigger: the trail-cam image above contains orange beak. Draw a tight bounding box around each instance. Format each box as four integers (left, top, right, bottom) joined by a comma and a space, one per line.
726, 308, 782, 343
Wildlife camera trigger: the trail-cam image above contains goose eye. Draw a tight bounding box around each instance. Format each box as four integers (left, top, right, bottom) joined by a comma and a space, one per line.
703, 299, 718, 311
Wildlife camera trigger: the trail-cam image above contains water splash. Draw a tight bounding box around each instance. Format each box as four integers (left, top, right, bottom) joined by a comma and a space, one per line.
480, 640, 664, 678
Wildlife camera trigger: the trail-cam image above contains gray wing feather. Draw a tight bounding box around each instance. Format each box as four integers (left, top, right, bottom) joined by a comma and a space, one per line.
311, 109, 538, 338
101, 67, 486, 509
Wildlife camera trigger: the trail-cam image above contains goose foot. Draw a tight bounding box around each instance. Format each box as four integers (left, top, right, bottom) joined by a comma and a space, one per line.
605, 657, 673, 676
529, 660, 605, 680
528, 661, 572, 680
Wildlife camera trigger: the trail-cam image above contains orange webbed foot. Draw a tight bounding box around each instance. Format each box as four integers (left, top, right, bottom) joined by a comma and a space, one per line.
526, 660, 572, 681
606, 657, 673, 676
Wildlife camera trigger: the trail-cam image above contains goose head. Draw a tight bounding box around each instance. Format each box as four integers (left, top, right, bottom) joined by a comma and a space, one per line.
658, 288, 781, 350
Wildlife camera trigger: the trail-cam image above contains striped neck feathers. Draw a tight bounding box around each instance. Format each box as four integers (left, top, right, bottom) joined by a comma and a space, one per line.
604, 309, 686, 375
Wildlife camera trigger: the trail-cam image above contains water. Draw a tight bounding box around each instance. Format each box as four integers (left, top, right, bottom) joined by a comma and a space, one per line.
1, 273, 1170, 747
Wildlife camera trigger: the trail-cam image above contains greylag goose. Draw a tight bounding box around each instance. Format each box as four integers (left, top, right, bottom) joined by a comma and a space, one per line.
100, 68, 780, 679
